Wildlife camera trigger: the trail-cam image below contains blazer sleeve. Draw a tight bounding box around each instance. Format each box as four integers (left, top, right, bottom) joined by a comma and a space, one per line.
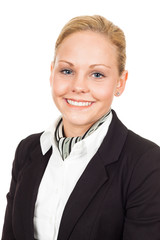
123, 146, 160, 240
1, 140, 24, 240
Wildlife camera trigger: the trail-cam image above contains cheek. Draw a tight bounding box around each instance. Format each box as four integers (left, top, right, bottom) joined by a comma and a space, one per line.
91, 81, 116, 101
51, 76, 70, 97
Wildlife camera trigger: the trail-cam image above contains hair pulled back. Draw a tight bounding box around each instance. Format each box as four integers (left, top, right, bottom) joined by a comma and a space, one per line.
54, 15, 126, 75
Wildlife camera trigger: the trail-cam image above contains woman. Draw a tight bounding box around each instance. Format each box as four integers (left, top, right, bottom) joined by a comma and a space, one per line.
1, 15, 160, 240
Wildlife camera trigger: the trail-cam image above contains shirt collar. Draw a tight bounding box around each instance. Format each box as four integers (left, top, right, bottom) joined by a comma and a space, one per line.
40, 116, 61, 155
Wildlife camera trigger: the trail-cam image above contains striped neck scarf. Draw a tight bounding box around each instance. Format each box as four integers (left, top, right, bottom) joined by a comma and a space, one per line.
55, 110, 111, 160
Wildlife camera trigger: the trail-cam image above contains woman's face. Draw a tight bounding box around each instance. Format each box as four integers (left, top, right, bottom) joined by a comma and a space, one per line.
50, 31, 127, 136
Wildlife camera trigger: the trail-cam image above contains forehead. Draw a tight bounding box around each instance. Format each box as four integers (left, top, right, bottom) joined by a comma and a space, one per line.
55, 31, 118, 66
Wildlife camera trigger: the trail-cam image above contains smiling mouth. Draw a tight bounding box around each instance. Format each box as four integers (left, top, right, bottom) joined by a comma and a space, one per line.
66, 99, 93, 107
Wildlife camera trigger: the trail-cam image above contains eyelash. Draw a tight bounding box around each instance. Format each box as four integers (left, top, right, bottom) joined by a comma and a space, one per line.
92, 72, 105, 78
60, 69, 105, 79
60, 69, 73, 75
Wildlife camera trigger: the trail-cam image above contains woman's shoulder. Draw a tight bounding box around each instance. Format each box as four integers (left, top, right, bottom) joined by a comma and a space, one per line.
112, 110, 160, 158
13, 132, 44, 168
18, 132, 43, 151
123, 129, 160, 164
127, 129, 159, 150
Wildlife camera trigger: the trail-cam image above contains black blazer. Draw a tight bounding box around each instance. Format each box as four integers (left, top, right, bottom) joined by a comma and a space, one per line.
2, 111, 160, 240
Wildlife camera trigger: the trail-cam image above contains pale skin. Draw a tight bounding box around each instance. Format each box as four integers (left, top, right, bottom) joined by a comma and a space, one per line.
50, 31, 128, 137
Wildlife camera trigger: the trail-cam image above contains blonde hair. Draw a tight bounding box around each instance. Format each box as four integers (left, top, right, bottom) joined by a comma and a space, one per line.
54, 15, 126, 75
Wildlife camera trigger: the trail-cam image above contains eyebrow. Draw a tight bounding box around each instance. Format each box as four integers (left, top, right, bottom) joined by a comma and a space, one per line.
90, 64, 111, 69
58, 60, 74, 66
58, 60, 111, 69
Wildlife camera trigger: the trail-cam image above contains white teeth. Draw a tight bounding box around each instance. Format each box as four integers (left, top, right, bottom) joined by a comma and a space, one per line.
67, 99, 92, 106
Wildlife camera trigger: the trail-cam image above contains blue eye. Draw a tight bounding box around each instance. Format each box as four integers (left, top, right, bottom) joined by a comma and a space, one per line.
61, 69, 73, 75
93, 72, 104, 78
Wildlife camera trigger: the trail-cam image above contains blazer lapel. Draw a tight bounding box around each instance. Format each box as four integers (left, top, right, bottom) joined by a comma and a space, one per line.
98, 110, 128, 165
57, 110, 128, 240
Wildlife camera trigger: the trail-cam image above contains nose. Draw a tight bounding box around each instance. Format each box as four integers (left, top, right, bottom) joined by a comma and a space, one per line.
72, 74, 89, 94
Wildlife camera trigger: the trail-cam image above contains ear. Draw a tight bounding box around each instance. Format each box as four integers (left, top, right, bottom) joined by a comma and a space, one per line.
49, 61, 54, 86
115, 70, 128, 97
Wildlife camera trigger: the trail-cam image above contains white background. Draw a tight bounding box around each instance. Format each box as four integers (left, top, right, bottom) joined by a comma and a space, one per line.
0, 0, 160, 234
